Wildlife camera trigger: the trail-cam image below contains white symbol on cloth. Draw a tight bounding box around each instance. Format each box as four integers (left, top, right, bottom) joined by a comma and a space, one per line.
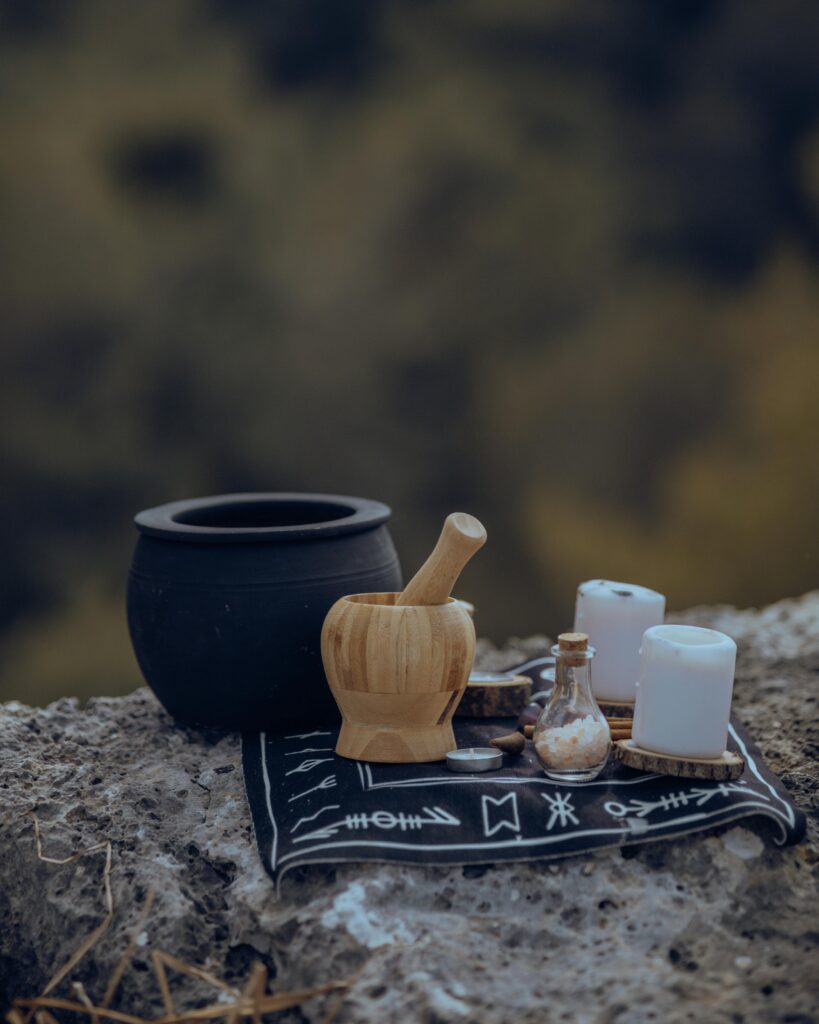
293, 805, 460, 843
285, 758, 334, 776
604, 783, 763, 820
542, 791, 579, 830
481, 793, 521, 837
625, 817, 649, 835
288, 775, 337, 802
290, 804, 341, 833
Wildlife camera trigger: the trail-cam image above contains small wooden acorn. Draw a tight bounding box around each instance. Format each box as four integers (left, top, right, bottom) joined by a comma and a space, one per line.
322, 513, 487, 763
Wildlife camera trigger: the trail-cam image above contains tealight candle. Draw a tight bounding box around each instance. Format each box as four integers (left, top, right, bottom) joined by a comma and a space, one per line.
574, 580, 666, 702
632, 624, 737, 759
446, 747, 503, 773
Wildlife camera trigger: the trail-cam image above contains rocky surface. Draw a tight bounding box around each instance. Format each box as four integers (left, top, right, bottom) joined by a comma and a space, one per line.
1, 593, 817, 1022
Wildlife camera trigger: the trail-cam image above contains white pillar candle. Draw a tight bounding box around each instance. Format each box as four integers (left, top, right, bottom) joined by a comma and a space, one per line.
574, 580, 665, 702
632, 624, 737, 759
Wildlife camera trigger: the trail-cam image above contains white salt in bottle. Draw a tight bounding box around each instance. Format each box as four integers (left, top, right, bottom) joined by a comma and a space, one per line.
533, 633, 611, 782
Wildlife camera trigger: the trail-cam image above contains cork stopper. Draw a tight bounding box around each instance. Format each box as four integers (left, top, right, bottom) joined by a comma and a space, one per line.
557, 632, 590, 665
557, 632, 589, 651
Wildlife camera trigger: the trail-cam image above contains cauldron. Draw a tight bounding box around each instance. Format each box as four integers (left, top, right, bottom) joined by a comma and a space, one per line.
126, 493, 402, 732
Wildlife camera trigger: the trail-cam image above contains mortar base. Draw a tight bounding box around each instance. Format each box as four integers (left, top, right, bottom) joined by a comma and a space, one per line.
335, 721, 455, 763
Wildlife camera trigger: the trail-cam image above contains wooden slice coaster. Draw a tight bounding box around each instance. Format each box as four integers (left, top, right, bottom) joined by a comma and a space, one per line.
598, 699, 635, 718
456, 673, 532, 718
614, 739, 745, 781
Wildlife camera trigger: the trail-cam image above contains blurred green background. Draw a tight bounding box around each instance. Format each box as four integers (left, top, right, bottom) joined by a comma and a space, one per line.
1, 0, 817, 706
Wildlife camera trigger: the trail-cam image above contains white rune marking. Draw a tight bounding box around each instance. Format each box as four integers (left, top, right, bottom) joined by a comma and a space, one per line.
542, 791, 579, 830
290, 804, 341, 833
284, 747, 335, 756
284, 758, 334, 776
284, 730, 333, 740
659, 791, 690, 811
625, 817, 650, 835
288, 775, 337, 802
293, 805, 461, 843
604, 783, 764, 820
481, 793, 521, 837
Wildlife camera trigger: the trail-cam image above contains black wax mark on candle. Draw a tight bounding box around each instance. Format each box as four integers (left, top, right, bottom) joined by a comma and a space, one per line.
613, 590, 633, 597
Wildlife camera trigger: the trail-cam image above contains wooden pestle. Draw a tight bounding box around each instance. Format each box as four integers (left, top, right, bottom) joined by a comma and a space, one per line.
396, 513, 487, 607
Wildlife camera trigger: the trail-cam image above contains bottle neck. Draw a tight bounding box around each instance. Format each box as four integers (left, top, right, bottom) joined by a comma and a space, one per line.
552, 653, 595, 704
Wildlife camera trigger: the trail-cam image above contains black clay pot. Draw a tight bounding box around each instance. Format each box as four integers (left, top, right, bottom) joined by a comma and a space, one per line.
127, 493, 402, 732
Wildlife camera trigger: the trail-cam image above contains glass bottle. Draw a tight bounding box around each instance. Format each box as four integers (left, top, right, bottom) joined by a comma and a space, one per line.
533, 632, 610, 782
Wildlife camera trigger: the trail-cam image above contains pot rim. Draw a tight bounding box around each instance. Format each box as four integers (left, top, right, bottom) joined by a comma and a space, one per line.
134, 492, 392, 544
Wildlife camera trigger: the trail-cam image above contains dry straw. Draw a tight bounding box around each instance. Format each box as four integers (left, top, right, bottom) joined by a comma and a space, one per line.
9, 816, 364, 1024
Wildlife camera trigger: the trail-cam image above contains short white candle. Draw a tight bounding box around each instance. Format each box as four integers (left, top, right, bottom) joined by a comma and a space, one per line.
574, 580, 665, 702
445, 747, 502, 772
632, 624, 737, 759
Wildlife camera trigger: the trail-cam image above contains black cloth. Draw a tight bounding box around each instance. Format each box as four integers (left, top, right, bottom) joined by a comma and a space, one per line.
242, 657, 805, 885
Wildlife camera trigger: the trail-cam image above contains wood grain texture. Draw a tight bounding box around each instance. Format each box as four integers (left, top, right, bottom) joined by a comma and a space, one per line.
614, 739, 745, 780
455, 675, 532, 718
321, 592, 476, 762
397, 513, 487, 606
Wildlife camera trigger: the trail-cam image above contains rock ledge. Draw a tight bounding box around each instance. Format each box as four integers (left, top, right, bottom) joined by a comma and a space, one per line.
1, 593, 817, 1022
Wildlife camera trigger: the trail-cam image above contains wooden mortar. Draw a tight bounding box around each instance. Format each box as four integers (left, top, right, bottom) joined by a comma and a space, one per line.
321, 513, 486, 763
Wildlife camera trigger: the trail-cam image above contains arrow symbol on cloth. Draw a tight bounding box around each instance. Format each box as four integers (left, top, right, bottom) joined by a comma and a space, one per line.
292, 805, 461, 843
288, 775, 337, 802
